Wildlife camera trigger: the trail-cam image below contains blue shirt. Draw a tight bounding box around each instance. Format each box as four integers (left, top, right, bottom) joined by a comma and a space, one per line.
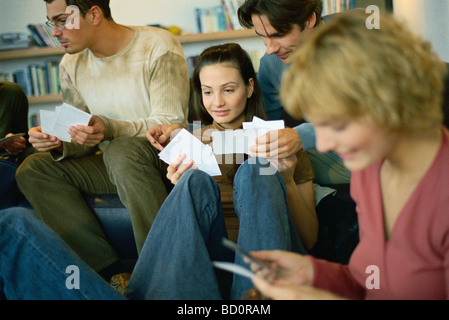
257, 53, 288, 120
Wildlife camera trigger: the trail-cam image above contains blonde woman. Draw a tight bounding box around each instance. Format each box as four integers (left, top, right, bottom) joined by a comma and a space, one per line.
249, 11, 449, 300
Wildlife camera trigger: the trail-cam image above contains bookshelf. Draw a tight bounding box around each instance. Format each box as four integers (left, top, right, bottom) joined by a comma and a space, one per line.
28, 94, 63, 104
0, 47, 65, 61
0, 29, 259, 108
0, 29, 257, 62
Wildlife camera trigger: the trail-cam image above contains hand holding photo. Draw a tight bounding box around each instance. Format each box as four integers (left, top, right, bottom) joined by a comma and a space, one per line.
212, 238, 277, 281
0, 133, 25, 148
158, 128, 222, 176
40, 103, 92, 142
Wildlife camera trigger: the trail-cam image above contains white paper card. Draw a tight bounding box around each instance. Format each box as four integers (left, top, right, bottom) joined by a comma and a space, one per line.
40, 103, 92, 142
242, 116, 285, 131
212, 261, 255, 279
40, 110, 58, 138
211, 128, 263, 155
212, 116, 285, 155
158, 129, 222, 176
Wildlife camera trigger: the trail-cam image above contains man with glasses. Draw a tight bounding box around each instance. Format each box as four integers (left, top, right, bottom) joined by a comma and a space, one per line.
16, 0, 190, 280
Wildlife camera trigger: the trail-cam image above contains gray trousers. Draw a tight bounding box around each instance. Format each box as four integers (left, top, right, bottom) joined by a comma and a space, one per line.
16, 136, 170, 271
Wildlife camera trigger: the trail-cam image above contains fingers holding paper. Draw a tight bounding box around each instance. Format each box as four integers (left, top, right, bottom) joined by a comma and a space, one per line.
68, 115, 105, 147
28, 126, 62, 152
166, 153, 198, 185
146, 123, 187, 151
245, 250, 318, 300
268, 154, 297, 184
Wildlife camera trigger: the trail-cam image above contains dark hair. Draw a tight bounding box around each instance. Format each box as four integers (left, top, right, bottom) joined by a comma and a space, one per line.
192, 43, 266, 125
43, 0, 112, 20
238, 0, 322, 34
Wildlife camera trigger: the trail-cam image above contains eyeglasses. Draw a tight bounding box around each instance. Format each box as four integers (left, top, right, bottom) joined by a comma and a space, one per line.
45, 7, 90, 31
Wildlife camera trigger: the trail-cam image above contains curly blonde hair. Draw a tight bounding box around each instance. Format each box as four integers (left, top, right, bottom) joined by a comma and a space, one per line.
281, 10, 447, 132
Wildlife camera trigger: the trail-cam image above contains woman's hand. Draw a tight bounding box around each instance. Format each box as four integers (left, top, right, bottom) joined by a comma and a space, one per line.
248, 250, 314, 287
268, 154, 297, 184
247, 250, 343, 300
252, 277, 347, 300
166, 153, 197, 185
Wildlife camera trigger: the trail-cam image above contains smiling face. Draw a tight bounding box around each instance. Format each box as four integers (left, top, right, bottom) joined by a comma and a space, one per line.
251, 14, 314, 64
46, 0, 92, 54
199, 64, 254, 129
307, 115, 395, 172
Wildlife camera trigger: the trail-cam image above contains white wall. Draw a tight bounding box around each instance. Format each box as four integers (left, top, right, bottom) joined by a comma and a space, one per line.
0, 0, 265, 57
0, 0, 222, 34
393, 0, 449, 62
2, 0, 447, 61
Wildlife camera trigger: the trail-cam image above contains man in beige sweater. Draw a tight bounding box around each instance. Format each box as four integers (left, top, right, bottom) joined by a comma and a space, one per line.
16, 0, 190, 278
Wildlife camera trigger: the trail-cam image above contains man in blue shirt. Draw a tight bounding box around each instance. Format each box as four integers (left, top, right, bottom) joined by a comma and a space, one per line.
238, 0, 350, 186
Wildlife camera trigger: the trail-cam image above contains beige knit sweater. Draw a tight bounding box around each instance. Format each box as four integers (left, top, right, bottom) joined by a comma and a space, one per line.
55, 25, 190, 159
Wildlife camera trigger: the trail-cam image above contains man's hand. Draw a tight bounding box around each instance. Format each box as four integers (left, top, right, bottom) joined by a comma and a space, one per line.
146, 123, 187, 151
68, 115, 105, 147
249, 128, 302, 159
28, 126, 62, 152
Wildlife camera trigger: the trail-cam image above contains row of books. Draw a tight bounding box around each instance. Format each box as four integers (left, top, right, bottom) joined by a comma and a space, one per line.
322, 0, 356, 16
27, 24, 61, 47
0, 61, 61, 97
194, 0, 244, 33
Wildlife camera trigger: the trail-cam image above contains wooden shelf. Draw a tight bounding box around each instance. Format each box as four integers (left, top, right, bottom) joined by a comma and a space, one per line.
0, 29, 258, 61
0, 46, 65, 61
28, 93, 62, 104
177, 29, 257, 43
1, 29, 258, 105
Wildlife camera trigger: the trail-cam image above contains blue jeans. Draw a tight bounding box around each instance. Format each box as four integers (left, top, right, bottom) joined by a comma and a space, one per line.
0, 159, 305, 300
126, 159, 306, 300
0, 207, 124, 300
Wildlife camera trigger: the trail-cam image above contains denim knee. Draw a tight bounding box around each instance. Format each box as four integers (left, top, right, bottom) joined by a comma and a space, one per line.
177, 169, 220, 198
234, 158, 282, 189
0, 207, 37, 233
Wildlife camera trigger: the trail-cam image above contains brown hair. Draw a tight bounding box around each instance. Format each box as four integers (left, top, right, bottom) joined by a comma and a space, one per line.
191, 43, 266, 124
43, 0, 112, 20
238, 0, 322, 35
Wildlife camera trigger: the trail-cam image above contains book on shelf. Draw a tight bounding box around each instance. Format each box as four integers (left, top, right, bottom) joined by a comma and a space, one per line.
322, 0, 355, 16
194, 0, 245, 33
0, 33, 33, 51
223, 0, 245, 31
186, 55, 200, 77
0, 60, 61, 98
195, 5, 231, 33
27, 24, 60, 47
